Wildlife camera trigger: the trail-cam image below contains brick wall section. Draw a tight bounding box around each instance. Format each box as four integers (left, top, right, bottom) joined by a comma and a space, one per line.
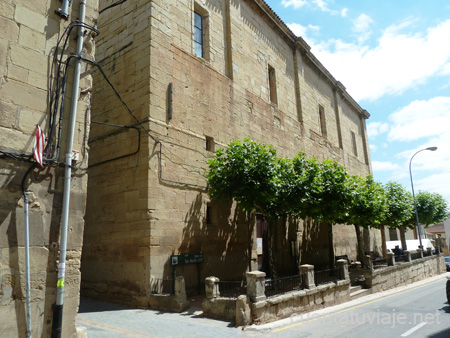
83, 0, 380, 303
0, 0, 96, 336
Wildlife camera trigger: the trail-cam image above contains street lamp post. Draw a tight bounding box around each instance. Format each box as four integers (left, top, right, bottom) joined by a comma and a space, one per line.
409, 146, 437, 250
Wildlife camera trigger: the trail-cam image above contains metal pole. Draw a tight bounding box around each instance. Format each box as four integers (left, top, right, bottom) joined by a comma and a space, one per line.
409, 147, 437, 251
52, 1, 86, 337
24, 193, 32, 338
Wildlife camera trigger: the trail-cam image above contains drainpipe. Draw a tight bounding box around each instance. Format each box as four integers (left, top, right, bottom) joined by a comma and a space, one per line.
56, 0, 73, 19
51, 1, 86, 337
21, 164, 35, 338
23, 194, 32, 337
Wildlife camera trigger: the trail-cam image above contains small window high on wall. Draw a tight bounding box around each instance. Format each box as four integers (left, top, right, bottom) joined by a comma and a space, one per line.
268, 65, 277, 105
194, 11, 204, 58
351, 131, 358, 156
319, 105, 327, 138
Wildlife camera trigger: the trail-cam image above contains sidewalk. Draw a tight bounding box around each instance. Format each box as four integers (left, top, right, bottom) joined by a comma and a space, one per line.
77, 295, 245, 338
76, 273, 449, 337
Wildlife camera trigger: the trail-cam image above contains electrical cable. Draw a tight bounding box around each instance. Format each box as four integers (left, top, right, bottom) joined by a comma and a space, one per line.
47, 22, 99, 161
99, 0, 128, 14
88, 121, 141, 168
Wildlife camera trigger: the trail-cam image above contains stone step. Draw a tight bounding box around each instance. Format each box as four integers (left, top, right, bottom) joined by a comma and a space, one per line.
350, 287, 372, 300
349, 285, 362, 292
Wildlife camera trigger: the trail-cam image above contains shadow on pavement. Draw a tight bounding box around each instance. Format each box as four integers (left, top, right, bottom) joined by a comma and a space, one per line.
78, 297, 134, 313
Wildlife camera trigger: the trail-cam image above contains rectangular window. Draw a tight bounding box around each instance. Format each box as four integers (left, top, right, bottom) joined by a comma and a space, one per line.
268, 65, 277, 105
319, 105, 327, 138
351, 131, 358, 156
194, 11, 203, 58
205, 136, 215, 152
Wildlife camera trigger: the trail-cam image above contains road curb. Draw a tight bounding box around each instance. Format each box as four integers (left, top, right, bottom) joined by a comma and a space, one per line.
244, 272, 450, 332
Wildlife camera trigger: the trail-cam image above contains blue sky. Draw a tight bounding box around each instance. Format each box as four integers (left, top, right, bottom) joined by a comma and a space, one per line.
265, 0, 450, 203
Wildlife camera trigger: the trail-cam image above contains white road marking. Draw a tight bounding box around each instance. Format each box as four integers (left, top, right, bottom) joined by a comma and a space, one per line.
401, 322, 427, 337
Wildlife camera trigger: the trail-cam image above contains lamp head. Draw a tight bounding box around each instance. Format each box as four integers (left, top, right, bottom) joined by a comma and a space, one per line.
426, 146, 438, 151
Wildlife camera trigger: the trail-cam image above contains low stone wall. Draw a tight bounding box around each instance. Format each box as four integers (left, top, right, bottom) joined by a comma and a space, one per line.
364, 254, 445, 293
203, 260, 350, 325
202, 297, 237, 320
148, 276, 189, 312
252, 279, 350, 324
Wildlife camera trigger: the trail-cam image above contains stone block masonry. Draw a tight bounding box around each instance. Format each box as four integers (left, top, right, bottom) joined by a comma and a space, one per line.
82, 0, 379, 309
0, 1, 97, 337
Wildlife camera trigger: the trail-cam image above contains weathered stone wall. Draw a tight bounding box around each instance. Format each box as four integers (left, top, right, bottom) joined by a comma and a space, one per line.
83, 0, 378, 305
0, 0, 96, 336
364, 255, 445, 293
80, 0, 152, 307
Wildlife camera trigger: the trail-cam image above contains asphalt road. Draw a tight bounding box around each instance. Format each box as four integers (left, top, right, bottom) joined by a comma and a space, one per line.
77, 274, 450, 338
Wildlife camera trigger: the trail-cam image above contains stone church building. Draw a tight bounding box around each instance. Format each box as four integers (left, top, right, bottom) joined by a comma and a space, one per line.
0, 0, 380, 336
81, 0, 379, 306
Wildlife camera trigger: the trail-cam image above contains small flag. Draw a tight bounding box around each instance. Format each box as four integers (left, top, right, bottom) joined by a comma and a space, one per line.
33, 125, 45, 167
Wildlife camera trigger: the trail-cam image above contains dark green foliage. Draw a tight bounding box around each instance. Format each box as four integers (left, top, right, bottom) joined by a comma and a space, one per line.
348, 175, 387, 228
416, 191, 449, 226
299, 159, 353, 224
383, 182, 415, 229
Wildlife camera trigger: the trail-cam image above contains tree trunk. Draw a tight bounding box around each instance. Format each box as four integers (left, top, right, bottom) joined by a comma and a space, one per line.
247, 211, 255, 271
380, 226, 387, 258
354, 224, 365, 263
328, 223, 335, 270
399, 226, 407, 251
267, 219, 277, 279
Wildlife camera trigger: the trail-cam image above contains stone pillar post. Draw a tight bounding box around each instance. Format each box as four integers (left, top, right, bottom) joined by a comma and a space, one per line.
336, 259, 349, 281
246, 271, 266, 302
387, 252, 395, 266
364, 255, 373, 270
404, 250, 412, 262
205, 276, 220, 299
417, 248, 423, 259
299, 264, 315, 289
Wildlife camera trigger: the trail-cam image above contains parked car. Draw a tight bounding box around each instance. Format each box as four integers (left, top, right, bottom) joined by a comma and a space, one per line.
447, 277, 450, 304
445, 256, 450, 272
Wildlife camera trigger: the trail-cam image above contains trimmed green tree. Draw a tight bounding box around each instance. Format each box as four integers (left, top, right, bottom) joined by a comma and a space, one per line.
206, 138, 303, 277
347, 175, 387, 262
298, 159, 353, 269
383, 182, 415, 253
416, 191, 449, 227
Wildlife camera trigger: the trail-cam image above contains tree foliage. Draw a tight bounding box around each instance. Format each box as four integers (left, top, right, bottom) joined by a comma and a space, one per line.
298, 159, 353, 224
348, 175, 387, 228
206, 138, 449, 266
206, 138, 279, 217
416, 191, 449, 227
383, 182, 415, 229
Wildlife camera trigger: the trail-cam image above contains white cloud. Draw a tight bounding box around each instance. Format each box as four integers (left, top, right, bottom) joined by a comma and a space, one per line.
352, 14, 373, 44
382, 97, 450, 203
367, 121, 389, 138
287, 23, 320, 39
353, 14, 373, 33
282, 0, 347, 16
441, 63, 450, 76
372, 161, 401, 172
310, 19, 450, 101
388, 97, 450, 142
369, 144, 377, 151
281, 0, 308, 9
